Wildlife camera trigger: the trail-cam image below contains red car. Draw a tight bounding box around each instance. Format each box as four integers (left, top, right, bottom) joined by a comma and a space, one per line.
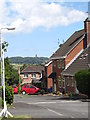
13, 86, 18, 94
21, 84, 40, 95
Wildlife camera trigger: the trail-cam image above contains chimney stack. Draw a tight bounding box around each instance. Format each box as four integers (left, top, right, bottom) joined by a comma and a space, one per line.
84, 2, 90, 47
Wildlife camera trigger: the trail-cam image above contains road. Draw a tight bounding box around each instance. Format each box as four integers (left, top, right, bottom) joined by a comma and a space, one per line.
8, 94, 88, 119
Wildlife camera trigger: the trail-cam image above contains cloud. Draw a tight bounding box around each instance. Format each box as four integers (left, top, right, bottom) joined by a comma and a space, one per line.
0, 0, 87, 33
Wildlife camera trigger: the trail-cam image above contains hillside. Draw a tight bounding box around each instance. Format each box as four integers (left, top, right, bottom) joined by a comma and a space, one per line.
9, 57, 49, 65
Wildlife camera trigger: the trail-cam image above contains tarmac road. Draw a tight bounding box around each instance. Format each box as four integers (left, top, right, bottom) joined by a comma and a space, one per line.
8, 94, 88, 119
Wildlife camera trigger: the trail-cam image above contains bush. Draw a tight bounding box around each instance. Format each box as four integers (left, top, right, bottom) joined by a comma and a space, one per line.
40, 89, 45, 95
68, 92, 72, 97
34, 83, 41, 89
75, 69, 90, 97
5, 85, 14, 105
57, 91, 62, 96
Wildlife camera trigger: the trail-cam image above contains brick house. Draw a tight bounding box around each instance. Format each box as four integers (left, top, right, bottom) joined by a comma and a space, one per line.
62, 45, 90, 93
45, 61, 53, 92
49, 18, 90, 94
20, 65, 44, 85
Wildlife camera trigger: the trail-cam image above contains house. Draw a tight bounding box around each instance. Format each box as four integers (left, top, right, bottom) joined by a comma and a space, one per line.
45, 61, 53, 92
62, 45, 90, 93
20, 65, 44, 86
49, 17, 90, 94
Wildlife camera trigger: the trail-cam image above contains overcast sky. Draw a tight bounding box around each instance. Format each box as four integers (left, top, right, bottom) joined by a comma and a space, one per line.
0, 0, 89, 57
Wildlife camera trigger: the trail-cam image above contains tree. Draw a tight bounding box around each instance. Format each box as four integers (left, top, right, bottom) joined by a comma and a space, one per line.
5, 57, 19, 85
0, 42, 19, 85
75, 69, 90, 97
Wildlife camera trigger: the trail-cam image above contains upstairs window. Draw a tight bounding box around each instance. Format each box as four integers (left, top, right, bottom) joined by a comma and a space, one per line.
61, 59, 65, 69
24, 73, 28, 78
57, 59, 64, 69
57, 60, 60, 69
32, 73, 36, 78
53, 60, 56, 67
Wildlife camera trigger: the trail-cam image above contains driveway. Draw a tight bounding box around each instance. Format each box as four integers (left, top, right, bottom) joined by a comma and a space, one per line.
8, 94, 88, 119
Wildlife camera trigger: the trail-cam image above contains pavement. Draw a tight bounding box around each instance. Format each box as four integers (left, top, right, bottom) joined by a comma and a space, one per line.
5, 94, 89, 119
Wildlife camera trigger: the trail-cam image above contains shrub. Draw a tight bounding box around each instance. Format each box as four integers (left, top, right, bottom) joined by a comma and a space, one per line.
57, 91, 62, 96
75, 69, 90, 96
5, 85, 14, 105
68, 92, 72, 97
40, 89, 45, 95
34, 83, 41, 89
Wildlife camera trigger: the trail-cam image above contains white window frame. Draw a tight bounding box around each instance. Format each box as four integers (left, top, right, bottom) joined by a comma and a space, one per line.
24, 73, 28, 78
31, 73, 36, 78
62, 79, 65, 88
71, 77, 74, 87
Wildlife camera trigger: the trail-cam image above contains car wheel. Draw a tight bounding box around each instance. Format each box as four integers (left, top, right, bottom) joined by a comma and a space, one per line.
22, 91, 26, 95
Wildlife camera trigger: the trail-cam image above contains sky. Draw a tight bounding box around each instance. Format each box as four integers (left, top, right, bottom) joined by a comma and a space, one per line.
0, 0, 89, 58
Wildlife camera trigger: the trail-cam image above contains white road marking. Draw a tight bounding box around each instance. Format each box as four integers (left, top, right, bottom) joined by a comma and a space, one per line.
60, 100, 80, 103
47, 108, 63, 116
19, 101, 56, 104
33, 102, 57, 104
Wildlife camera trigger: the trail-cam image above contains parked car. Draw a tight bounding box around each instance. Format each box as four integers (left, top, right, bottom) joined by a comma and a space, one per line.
13, 86, 18, 94
21, 84, 40, 95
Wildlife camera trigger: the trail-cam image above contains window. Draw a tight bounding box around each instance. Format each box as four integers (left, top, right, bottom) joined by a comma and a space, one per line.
32, 73, 36, 78
71, 77, 74, 87
58, 76, 62, 88
67, 77, 70, 86
24, 73, 28, 78
61, 59, 65, 69
30, 86, 35, 88
25, 85, 28, 88
57, 59, 64, 69
62, 79, 65, 88
57, 60, 60, 69
53, 60, 56, 67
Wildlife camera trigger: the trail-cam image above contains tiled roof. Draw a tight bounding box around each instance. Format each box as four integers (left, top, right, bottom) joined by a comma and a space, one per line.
62, 46, 90, 76
21, 65, 44, 73
50, 29, 85, 59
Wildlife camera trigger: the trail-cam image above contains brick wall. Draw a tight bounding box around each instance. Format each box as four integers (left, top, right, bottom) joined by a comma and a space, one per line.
47, 63, 53, 89
65, 76, 76, 93
20, 73, 41, 85
65, 40, 83, 66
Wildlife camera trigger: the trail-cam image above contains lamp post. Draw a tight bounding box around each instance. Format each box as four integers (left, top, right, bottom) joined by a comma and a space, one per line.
0, 27, 15, 117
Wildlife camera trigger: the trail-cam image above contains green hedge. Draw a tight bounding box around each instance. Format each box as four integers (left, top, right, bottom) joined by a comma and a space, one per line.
75, 69, 90, 96
5, 85, 14, 105
2, 85, 14, 105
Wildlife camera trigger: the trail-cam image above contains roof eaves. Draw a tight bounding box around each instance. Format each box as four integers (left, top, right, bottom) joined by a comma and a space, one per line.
45, 61, 52, 67
50, 56, 66, 60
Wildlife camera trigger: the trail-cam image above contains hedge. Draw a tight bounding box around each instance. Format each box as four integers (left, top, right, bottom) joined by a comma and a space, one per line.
2, 85, 14, 105
75, 69, 90, 96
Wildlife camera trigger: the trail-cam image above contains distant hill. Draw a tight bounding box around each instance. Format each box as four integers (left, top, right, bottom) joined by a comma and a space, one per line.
9, 57, 49, 65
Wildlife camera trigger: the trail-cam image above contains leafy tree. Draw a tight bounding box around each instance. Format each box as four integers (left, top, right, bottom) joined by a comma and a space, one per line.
75, 69, 90, 97
20, 64, 27, 71
5, 57, 19, 85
